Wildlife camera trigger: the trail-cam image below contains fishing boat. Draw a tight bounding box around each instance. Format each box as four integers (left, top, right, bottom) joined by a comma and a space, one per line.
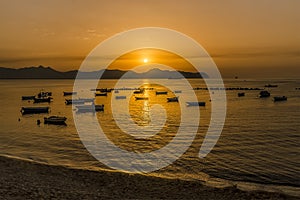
273, 96, 287, 102
115, 95, 126, 100
76, 104, 104, 112
44, 116, 67, 125
63, 91, 77, 96
21, 95, 35, 100
259, 91, 271, 98
238, 92, 245, 97
186, 101, 206, 106
135, 96, 149, 100
21, 107, 50, 115
65, 99, 85, 105
265, 84, 278, 88
167, 97, 179, 102
156, 91, 168, 95
95, 92, 107, 96
34, 97, 52, 103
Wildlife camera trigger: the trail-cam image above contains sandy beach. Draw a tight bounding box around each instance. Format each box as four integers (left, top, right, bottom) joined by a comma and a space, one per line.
0, 155, 296, 200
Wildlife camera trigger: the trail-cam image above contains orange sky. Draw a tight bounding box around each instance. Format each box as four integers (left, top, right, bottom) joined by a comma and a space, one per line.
0, 0, 299, 78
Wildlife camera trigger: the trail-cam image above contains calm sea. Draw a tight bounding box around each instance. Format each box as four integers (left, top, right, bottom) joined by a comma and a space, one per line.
0, 79, 299, 196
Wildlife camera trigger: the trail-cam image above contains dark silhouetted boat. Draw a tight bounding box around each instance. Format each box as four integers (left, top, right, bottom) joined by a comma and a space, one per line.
238, 92, 245, 97
133, 89, 144, 94
65, 99, 85, 105
21, 107, 50, 115
167, 97, 179, 102
174, 90, 182, 93
21, 95, 35, 100
186, 101, 206, 106
265, 84, 278, 88
76, 104, 104, 112
44, 116, 67, 125
115, 95, 126, 100
34, 97, 52, 103
63, 91, 77, 96
156, 91, 168, 95
95, 92, 107, 96
273, 96, 287, 102
259, 91, 271, 98
135, 96, 149, 100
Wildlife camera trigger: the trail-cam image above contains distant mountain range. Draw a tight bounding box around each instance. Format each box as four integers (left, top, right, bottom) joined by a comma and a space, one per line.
0, 66, 208, 79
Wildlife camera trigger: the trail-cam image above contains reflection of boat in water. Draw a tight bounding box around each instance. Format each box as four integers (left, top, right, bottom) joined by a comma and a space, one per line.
21, 106, 50, 115
34, 97, 52, 103
186, 101, 206, 106
265, 84, 278, 88
156, 91, 168, 95
273, 96, 287, 102
95, 92, 107, 96
44, 116, 67, 125
135, 96, 149, 100
65, 99, 85, 105
21, 95, 35, 100
259, 91, 271, 98
167, 97, 179, 102
63, 91, 77, 96
115, 96, 126, 100
76, 104, 104, 112
238, 92, 245, 97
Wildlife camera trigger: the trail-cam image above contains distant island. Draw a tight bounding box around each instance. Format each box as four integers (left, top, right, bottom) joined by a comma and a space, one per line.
0, 66, 208, 79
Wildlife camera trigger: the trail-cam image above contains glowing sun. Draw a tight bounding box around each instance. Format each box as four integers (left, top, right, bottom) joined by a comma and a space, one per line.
143, 58, 148, 63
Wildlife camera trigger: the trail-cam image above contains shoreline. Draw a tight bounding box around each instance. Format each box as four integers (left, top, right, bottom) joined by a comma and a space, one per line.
0, 155, 297, 200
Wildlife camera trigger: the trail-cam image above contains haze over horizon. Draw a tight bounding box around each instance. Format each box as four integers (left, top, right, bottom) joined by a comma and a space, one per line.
0, 0, 299, 78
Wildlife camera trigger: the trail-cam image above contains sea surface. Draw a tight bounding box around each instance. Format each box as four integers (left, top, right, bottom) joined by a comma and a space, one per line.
0, 78, 299, 196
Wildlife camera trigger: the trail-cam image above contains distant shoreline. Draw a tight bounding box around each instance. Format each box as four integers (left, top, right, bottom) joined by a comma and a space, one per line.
0, 155, 294, 199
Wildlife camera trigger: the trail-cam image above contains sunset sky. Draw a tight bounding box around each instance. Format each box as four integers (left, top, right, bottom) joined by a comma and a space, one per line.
0, 0, 299, 78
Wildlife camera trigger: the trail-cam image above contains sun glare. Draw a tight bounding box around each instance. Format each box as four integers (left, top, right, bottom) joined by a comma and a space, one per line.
143, 58, 148, 63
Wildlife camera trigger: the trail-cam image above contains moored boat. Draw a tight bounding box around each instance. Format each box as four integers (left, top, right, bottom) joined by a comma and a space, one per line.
186, 101, 206, 106
21, 106, 50, 115
115, 95, 126, 100
65, 99, 85, 105
95, 92, 107, 96
63, 91, 77, 96
259, 91, 271, 98
174, 90, 182, 94
76, 104, 104, 112
21, 95, 35, 100
167, 97, 179, 102
135, 96, 149, 100
34, 97, 52, 103
265, 84, 278, 88
238, 92, 245, 97
273, 96, 287, 102
44, 116, 67, 125
78, 98, 95, 103
156, 91, 168, 95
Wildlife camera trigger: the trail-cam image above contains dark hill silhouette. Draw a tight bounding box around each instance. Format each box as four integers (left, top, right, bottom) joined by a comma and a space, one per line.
0, 66, 208, 79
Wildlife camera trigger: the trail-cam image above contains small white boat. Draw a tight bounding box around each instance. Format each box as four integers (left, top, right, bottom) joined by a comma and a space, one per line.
44, 116, 67, 125
186, 102, 206, 106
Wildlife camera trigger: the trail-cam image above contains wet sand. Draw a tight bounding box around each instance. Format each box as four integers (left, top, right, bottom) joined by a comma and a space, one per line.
0, 156, 295, 199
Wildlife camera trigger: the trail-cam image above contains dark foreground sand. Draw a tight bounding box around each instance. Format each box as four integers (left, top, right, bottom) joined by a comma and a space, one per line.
0, 156, 296, 200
